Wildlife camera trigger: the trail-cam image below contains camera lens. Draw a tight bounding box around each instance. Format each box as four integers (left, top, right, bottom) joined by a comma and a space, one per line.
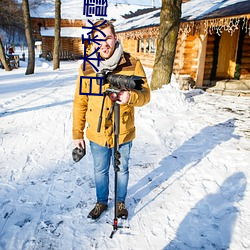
108, 92, 118, 102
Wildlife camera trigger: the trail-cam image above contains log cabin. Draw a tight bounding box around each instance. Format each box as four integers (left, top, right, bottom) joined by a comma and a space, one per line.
30, 2, 152, 61
31, 18, 88, 60
115, 0, 250, 94
31, 0, 250, 94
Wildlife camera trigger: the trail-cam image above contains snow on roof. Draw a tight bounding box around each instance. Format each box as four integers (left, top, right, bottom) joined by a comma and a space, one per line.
30, 1, 151, 21
182, 0, 250, 21
40, 27, 89, 38
33, 0, 250, 37
115, 0, 250, 33
115, 8, 160, 33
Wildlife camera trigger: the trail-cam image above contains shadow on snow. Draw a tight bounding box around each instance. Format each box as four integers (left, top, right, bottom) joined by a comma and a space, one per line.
0, 100, 73, 117
164, 172, 247, 249
128, 119, 239, 213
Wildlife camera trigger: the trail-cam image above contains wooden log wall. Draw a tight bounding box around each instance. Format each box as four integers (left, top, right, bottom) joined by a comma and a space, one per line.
41, 37, 53, 58
120, 38, 156, 68
41, 37, 86, 59
240, 35, 250, 79
173, 34, 185, 75
73, 39, 85, 58
120, 31, 200, 76
173, 34, 199, 80
134, 53, 155, 68
61, 38, 73, 52
32, 18, 86, 29
183, 35, 198, 79
121, 39, 137, 54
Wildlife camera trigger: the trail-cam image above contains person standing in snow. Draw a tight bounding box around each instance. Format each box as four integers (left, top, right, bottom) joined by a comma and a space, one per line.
72, 20, 150, 220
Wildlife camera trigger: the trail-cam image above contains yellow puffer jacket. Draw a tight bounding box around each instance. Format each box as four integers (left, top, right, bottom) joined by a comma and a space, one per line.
72, 52, 150, 148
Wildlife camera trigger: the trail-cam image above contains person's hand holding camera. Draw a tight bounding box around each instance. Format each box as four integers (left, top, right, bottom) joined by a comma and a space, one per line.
72, 139, 86, 162
116, 90, 130, 105
74, 139, 85, 149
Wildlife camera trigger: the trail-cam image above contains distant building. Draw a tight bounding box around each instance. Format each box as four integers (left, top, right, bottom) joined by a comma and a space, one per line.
30, 2, 151, 61
31, 18, 87, 60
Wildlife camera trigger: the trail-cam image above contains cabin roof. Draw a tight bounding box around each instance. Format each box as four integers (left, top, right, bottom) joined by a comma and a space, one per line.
30, 1, 151, 21
115, 0, 250, 33
40, 27, 88, 38
182, 0, 250, 21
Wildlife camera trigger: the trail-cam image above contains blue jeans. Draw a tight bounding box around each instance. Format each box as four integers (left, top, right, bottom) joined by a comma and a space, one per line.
90, 141, 132, 205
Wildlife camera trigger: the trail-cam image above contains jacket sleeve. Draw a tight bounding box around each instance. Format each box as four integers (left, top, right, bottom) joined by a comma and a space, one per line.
128, 59, 150, 107
72, 65, 89, 140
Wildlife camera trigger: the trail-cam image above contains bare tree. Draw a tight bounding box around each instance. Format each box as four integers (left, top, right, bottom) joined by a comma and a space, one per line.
53, 0, 61, 70
151, 0, 182, 90
29, 0, 47, 8
0, 0, 23, 71
22, 0, 35, 75
0, 0, 24, 35
0, 37, 11, 71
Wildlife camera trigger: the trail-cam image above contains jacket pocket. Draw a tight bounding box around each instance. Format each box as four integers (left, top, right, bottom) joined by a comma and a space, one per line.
120, 106, 135, 134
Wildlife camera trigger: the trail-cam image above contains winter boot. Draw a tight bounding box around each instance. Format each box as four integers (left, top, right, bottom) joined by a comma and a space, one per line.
117, 202, 128, 219
87, 202, 108, 220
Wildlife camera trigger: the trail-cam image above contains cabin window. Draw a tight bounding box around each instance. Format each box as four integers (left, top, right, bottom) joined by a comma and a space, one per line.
137, 38, 156, 54
137, 38, 145, 53
150, 38, 155, 53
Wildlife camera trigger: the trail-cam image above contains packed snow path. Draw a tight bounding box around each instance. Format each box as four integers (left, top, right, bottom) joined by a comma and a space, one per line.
0, 59, 250, 249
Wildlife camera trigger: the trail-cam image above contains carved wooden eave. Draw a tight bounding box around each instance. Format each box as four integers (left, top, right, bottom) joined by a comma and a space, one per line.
117, 14, 250, 40
117, 26, 159, 40
179, 14, 250, 36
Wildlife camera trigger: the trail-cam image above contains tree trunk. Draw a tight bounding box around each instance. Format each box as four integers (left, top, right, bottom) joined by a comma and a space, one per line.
0, 37, 11, 71
53, 0, 61, 70
22, 0, 35, 75
151, 0, 182, 90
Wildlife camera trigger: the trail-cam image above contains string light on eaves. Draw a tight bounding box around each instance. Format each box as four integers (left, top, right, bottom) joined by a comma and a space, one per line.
179, 16, 250, 37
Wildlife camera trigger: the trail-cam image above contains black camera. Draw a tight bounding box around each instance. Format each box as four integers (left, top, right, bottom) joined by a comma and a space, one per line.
72, 146, 86, 162
96, 70, 144, 90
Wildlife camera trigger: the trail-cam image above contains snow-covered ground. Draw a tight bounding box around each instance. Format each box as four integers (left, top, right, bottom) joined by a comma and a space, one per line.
0, 49, 250, 250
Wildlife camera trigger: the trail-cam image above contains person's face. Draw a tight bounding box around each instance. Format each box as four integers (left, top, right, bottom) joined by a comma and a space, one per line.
93, 26, 117, 59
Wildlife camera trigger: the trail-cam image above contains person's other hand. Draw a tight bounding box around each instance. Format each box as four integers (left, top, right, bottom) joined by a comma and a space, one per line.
74, 139, 85, 149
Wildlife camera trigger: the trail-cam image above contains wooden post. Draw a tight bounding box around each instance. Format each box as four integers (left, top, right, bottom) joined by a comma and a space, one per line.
139, 39, 142, 53
144, 38, 146, 54
195, 32, 207, 88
